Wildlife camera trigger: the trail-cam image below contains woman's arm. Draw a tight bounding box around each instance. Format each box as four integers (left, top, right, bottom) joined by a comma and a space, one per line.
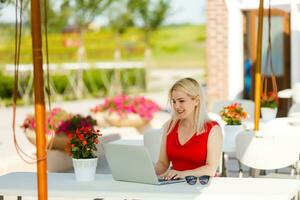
185, 125, 223, 176
163, 125, 223, 180
155, 121, 171, 175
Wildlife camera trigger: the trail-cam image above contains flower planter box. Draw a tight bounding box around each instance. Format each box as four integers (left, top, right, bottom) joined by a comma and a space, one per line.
105, 112, 149, 131
91, 112, 110, 127
24, 130, 69, 150
47, 149, 73, 172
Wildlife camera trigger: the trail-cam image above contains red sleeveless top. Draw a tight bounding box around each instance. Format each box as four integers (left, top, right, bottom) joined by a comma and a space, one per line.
166, 120, 219, 171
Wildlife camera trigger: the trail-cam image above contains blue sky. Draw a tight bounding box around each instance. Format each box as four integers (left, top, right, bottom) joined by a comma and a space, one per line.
0, 0, 206, 24
165, 0, 206, 24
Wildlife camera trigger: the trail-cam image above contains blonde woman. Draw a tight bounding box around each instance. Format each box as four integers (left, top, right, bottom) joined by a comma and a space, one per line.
155, 78, 222, 181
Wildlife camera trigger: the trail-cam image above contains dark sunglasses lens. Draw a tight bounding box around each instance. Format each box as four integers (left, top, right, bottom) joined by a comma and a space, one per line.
185, 176, 197, 185
199, 175, 210, 185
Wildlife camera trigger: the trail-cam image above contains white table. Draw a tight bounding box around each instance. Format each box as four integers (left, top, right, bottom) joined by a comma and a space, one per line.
0, 172, 300, 200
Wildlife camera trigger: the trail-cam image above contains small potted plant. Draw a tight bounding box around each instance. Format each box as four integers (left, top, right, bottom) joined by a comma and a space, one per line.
220, 103, 248, 125
65, 127, 101, 181
220, 103, 248, 150
261, 91, 278, 121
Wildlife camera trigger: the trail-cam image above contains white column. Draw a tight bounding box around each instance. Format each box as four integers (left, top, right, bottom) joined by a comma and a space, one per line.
225, 0, 244, 99
290, 1, 300, 84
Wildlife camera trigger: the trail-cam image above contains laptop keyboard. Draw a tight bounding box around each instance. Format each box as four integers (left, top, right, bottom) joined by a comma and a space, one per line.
158, 177, 185, 184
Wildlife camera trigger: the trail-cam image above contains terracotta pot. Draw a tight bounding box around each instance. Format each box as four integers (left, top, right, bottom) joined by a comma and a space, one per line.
24, 130, 69, 150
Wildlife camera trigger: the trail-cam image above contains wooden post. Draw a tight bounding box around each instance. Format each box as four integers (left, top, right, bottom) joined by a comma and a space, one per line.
254, 0, 264, 131
31, 0, 48, 199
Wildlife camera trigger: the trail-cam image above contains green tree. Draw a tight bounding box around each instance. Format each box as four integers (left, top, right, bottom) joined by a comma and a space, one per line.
2, 0, 68, 33
0, 0, 7, 13
131, 0, 170, 47
129, 0, 170, 90
106, 0, 135, 95
60, 0, 113, 98
61, 0, 113, 31
44, 1, 69, 33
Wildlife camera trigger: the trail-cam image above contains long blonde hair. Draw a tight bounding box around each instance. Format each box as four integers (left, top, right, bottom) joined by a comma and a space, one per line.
166, 77, 210, 134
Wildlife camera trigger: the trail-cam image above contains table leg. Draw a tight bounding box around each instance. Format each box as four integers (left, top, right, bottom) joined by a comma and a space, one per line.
238, 160, 243, 177
221, 152, 228, 177
250, 168, 260, 177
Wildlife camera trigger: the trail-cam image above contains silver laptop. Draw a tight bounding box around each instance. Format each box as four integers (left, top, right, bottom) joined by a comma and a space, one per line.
103, 143, 185, 185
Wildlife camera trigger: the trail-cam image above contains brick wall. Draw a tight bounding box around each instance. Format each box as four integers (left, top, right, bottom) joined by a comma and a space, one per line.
206, 0, 229, 109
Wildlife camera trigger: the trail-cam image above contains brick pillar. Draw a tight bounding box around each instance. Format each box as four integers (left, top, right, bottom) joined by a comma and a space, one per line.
206, 0, 229, 110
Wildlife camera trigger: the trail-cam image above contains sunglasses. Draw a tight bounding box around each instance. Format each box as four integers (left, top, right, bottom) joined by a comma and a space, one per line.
185, 175, 210, 185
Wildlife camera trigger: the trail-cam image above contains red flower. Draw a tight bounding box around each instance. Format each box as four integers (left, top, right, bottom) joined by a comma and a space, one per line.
261, 91, 278, 108
66, 133, 72, 139
78, 134, 84, 141
66, 126, 101, 159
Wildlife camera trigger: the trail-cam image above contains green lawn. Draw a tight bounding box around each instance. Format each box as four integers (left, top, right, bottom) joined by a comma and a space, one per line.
0, 24, 206, 69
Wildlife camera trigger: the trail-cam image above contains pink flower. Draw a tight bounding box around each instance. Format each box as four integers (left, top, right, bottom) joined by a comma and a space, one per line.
91, 95, 161, 121
21, 108, 96, 139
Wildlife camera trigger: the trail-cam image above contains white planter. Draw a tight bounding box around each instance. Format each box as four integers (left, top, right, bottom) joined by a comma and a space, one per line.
261, 107, 277, 121
72, 158, 98, 181
223, 125, 244, 153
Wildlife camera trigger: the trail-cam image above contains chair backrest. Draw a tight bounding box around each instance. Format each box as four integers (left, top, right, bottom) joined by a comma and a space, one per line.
292, 82, 300, 103
236, 130, 299, 170
143, 128, 163, 163
288, 103, 300, 117
211, 99, 255, 121
208, 112, 226, 137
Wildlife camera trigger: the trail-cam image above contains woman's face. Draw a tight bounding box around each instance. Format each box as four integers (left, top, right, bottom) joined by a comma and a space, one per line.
171, 89, 198, 120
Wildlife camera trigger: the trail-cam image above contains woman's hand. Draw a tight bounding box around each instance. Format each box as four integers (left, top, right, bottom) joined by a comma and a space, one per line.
161, 169, 186, 180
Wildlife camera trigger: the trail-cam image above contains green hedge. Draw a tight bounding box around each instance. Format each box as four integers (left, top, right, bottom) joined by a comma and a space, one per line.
0, 68, 145, 105
0, 72, 14, 98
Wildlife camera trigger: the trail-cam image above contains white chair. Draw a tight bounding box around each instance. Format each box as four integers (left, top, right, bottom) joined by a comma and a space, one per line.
288, 103, 300, 117
211, 99, 254, 176
143, 128, 163, 163
292, 82, 300, 103
236, 130, 299, 178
